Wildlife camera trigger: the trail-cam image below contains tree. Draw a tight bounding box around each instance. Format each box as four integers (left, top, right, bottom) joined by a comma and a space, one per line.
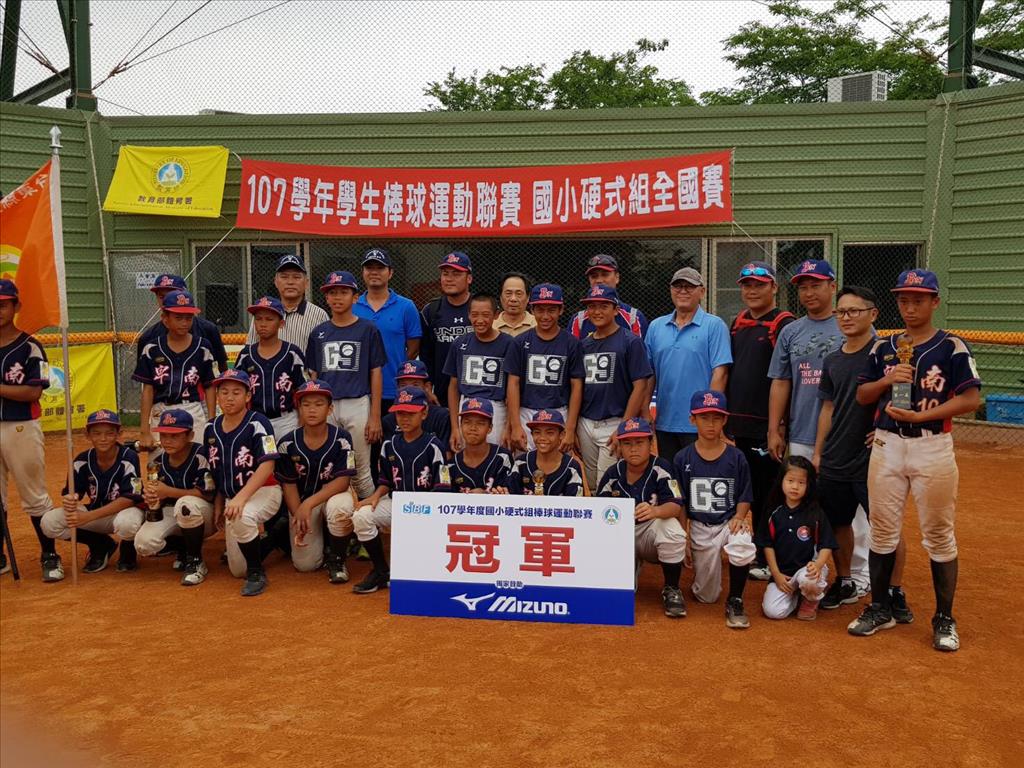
424, 39, 695, 111
700, 0, 945, 104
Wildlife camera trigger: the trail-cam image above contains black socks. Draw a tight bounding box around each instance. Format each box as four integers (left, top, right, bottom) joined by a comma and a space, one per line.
869, 550, 897, 608
930, 558, 958, 617
661, 562, 682, 589
362, 534, 389, 574
728, 563, 748, 601
30, 515, 56, 554
237, 536, 264, 572
181, 524, 205, 560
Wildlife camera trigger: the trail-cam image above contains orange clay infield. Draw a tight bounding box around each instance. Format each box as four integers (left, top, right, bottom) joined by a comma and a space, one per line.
2, 433, 1023, 768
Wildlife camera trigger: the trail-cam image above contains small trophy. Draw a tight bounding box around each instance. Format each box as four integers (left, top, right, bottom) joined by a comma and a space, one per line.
532, 469, 546, 496
891, 333, 914, 410
145, 462, 163, 522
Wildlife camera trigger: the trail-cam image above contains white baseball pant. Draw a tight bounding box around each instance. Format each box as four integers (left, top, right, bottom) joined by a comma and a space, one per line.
868, 430, 958, 562
134, 497, 214, 556
762, 564, 829, 619
0, 420, 52, 517
519, 406, 568, 451
289, 492, 355, 572
791, 441, 870, 590
577, 416, 619, 491
270, 411, 298, 440
224, 485, 283, 578
689, 520, 757, 603
352, 496, 394, 542
635, 518, 687, 564
330, 396, 374, 499
41, 504, 145, 541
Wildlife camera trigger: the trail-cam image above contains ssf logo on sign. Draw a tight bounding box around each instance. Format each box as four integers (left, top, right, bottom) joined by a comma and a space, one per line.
322, 341, 361, 372
463, 356, 503, 387
584, 352, 616, 384
527, 354, 566, 386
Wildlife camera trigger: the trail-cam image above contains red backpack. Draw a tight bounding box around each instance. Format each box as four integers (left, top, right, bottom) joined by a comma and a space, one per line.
730, 309, 794, 348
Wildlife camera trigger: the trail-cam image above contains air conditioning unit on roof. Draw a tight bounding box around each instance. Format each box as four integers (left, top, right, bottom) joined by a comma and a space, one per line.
827, 71, 888, 102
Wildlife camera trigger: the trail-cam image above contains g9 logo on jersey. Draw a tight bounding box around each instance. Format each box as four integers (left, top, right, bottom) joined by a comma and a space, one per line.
689, 477, 733, 515
527, 354, 565, 386
322, 341, 361, 372
463, 356, 503, 387
584, 352, 616, 384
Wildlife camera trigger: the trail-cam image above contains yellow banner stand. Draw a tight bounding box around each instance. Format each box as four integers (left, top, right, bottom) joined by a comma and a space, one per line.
40, 343, 117, 432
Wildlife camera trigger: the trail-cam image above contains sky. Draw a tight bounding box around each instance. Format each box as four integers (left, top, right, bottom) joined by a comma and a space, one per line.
3, 0, 951, 116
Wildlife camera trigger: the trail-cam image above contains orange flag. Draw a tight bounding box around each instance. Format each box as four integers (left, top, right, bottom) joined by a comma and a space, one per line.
0, 160, 63, 334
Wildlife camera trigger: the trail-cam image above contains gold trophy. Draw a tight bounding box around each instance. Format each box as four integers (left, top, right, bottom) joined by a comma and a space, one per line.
891, 333, 914, 410
532, 469, 546, 496
145, 461, 163, 522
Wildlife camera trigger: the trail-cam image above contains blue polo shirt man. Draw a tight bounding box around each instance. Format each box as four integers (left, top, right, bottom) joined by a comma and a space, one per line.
645, 267, 732, 460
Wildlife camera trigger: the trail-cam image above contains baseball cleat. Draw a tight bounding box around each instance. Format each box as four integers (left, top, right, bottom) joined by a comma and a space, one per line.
352, 568, 390, 594
241, 568, 268, 597
40, 553, 64, 582
748, 565, 771, 582
180, 558, 208, 587
327, 557, 349, 584
797, 598, 820, 621
83, 539, 117, 574
822, 578, 859, 609
847, 603, 896, 636
172, 552, 187, 571
932, 614, 960, 652
725, 597, 750, 629
661, 586, 686, 618
889, 587, 914, 624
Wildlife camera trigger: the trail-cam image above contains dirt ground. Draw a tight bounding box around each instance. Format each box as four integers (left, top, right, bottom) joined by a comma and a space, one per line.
2, 433, 1023, 768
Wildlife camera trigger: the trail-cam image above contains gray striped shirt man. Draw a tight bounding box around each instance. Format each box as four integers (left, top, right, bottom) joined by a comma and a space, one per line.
246, 298, 329, 351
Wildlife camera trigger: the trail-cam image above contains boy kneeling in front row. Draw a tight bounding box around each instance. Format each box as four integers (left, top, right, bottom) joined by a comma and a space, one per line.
134, 408, 217, 586
276, 381, 357, 584
597, 417, 687, 619
351, 386, 451, 594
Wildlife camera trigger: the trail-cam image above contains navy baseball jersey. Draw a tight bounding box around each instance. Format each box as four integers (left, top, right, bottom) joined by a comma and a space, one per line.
151, 443, 216, 503
580, 327, 653, 421
597, 457, 681, 524
672, 444, 753, 525
135, 315, 228, 373
378, 432, 451, 493
507, 328, 585, 410
65, 444, 143, 511
509, 452, 585, 497
0, 332, 49, 421
860, 331, 982, 434
133, 335, 216, 406
420, 296, 473, 394
203, 411, 279, 499
275, 424, 356, 498
305, 318, 387, 400
450, 445, 513, 492
234, 341, 306, 419
755, 504, 838, 577
382, 404, 452, 447
443, 332, 515, 402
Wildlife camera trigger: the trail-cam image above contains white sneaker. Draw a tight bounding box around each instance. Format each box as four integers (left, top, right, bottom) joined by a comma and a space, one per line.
180, 559, 208, 586
748, 565, 771, 581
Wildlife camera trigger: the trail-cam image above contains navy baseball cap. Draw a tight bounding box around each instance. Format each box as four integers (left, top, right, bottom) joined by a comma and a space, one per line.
151, 274, 186, 293
790, 259, 836, 283
389, 386, 428, 412
153, 408, 193, 434
395, 359, 429, 381
320, 270, 358, 292
460, 397, 494, 420
362, 248, 392, 267
0, 279, 18, 300
161, 289, 200, 314
293, 379, 334, 404
526, 408, 566, 430
276, 254, 306, 273
737, 261, 776, 284
439, 251, 472, 272
86, 409, 121, 428
690, 390, 729, 416
529, 283, 564, 306
247, 296, 286, 318
581, 284, 620, 305
892, 269, 939, 294
616, 417, 654, 440
213, 368, 251, 389
586, 254, 619, 274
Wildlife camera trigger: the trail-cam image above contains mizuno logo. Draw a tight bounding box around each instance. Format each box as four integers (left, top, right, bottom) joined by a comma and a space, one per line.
451, 592, 495, 611
451, 592, 570, 616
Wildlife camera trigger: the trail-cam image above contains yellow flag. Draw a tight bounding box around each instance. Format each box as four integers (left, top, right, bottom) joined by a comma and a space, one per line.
103, 145, 229, 218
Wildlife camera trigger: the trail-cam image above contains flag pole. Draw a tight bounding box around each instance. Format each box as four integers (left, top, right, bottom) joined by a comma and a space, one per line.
50, 126, 78, 586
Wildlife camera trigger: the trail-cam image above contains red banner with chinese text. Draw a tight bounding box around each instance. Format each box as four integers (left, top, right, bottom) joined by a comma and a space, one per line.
235, 151, 732, 238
